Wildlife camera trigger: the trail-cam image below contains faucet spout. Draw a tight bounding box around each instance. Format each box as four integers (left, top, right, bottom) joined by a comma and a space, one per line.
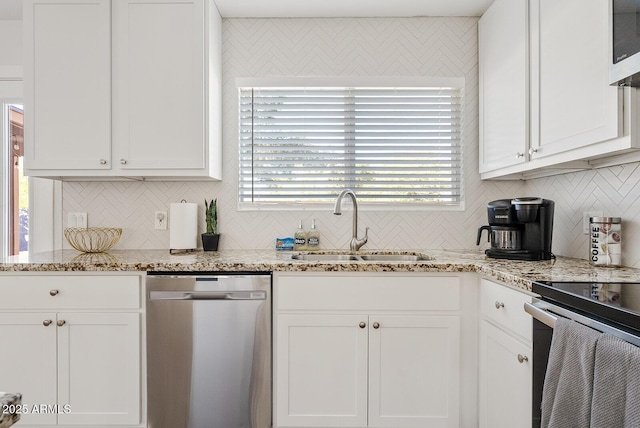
333, 189, 369, 251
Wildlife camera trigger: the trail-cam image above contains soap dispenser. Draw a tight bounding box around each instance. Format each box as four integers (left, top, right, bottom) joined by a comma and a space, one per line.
307, 219, 320, 251
293, 220, 307, 251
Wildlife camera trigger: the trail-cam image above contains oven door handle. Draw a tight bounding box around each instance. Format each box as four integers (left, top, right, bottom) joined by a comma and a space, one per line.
524, 301, 557, 328
524, 300, 640, 347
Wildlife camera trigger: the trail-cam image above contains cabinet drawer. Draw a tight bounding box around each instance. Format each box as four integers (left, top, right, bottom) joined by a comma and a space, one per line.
0, 275, 140, 310
277, 274, 461, 311
480, 279, 532, 341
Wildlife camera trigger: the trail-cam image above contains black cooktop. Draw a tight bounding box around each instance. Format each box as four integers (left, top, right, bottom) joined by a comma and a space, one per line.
532, 281, 640, 335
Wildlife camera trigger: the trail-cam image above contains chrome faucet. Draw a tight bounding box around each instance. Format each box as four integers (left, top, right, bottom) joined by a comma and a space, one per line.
333, 189, 369, 251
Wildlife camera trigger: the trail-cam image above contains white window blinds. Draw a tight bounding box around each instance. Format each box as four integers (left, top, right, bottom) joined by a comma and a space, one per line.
239, 85, 463, 207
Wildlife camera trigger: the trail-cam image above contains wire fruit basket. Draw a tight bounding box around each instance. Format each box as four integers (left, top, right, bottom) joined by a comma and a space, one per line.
64, 227, 122, 253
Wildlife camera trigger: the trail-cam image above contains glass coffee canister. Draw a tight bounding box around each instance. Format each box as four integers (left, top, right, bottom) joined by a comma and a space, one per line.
590, 217, 622, 267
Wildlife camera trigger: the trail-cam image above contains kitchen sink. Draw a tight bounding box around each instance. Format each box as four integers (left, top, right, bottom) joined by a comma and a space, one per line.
359, 254, 429, 262
290, 252, 431, 262
290, 254, 360, 261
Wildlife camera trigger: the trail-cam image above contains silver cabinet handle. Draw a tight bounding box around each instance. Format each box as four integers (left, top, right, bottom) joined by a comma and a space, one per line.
529, 148, 539, 155
43, 320, 52, 327
50, 289, 59, 296
517, 354, 529, 363
99, 159, 107, 165
373, 322, 380, 329
120, 159, 127, 165
495, 301, 504, 309
359, 322, 366, 329
57, 320, 66, 327
516, 152, 525, 158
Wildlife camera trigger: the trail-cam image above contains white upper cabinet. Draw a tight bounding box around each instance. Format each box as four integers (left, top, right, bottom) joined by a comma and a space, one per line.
24, 0, 222, 180
113, 0, 205, 173
530, 0, 620, 159
23, 0, 112, 172
479, 0, 640, 179
478, 0, 529, 173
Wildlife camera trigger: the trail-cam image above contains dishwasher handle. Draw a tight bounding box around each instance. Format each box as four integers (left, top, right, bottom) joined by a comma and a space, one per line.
149, 290, 267, 301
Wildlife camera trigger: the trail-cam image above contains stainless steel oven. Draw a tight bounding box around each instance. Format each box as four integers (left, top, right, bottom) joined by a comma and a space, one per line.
525, 281, 640, 428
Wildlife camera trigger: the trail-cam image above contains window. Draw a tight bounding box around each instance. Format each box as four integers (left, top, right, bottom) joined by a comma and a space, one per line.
238, 79, 463, 210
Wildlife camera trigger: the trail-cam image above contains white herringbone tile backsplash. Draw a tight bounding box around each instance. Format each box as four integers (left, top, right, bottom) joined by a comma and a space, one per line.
525, 162, 640, 268
64, 17, 640, 270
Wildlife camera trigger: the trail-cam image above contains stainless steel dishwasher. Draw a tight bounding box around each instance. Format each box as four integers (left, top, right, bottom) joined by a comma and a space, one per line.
146, 273, 271, 428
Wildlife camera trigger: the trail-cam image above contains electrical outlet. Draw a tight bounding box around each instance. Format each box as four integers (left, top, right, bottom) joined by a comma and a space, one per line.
155, 211, 167, 230
67, 212, 87, 228
583, 211, 603, 234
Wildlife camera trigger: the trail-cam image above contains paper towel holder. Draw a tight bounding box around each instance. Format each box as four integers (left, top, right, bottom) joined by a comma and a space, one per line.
169, 200, 199, 255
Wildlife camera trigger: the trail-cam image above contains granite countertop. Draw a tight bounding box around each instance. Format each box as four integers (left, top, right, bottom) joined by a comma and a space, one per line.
2, 249, 640, 292
0, 393, 21, 428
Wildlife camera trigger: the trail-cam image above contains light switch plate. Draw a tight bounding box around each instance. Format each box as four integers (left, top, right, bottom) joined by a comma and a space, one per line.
583, 211, 603, 234
67, 212, 87, 228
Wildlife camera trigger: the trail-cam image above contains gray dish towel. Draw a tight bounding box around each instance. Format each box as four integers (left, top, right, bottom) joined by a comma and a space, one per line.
591, 334, 640, 428
541, 318, 603, 428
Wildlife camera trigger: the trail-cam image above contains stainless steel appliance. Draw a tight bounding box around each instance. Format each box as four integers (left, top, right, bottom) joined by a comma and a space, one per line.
525, 281, 640, 428
476, 198, 555, 261
146, 273, 272, 428
611, 0, 640, 85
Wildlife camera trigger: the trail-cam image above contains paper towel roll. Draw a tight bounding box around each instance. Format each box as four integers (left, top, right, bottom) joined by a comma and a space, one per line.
170, 202, 198, 251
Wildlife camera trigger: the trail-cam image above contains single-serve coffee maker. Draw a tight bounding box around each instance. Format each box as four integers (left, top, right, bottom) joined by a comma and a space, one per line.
477, 198, 555, 261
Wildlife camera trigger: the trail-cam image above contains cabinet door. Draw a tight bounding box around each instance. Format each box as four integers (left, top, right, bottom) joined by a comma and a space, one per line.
368, 315, 461, 428
112, 0, 206, 171
275, 314, 368, 427
23, 0, 111, 172
57, 312, 141, 426
478, 0, 529, 173
479, 321, 532, 428
530, 0, 620, 159
0, 313, 57, 425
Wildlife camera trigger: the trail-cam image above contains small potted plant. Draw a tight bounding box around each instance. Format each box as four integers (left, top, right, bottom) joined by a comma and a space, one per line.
201, 198, 220, 251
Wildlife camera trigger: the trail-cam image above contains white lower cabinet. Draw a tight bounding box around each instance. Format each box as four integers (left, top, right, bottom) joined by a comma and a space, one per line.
0, 274, 143, 427
368, 315, 460, 428
478, 279, 533, 428
276, 314, 368, 427
274, 273, 475, 428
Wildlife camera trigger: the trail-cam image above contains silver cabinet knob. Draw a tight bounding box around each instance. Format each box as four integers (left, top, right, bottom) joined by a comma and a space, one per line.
43, 320, 52, 327
57, 320, 66, 327
120, 159, 127, 165
529, 148, 539, 155
516, 152, 525, 158
373, 322, 380, 329
517, 354, 529, 363
99, 159, 107, 165
50, 289, 59, 296
359, 322, 366, 329
495, 301, 504, 309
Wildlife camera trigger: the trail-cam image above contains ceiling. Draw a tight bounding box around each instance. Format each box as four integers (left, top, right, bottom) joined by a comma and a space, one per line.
0, 0, 494, 20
